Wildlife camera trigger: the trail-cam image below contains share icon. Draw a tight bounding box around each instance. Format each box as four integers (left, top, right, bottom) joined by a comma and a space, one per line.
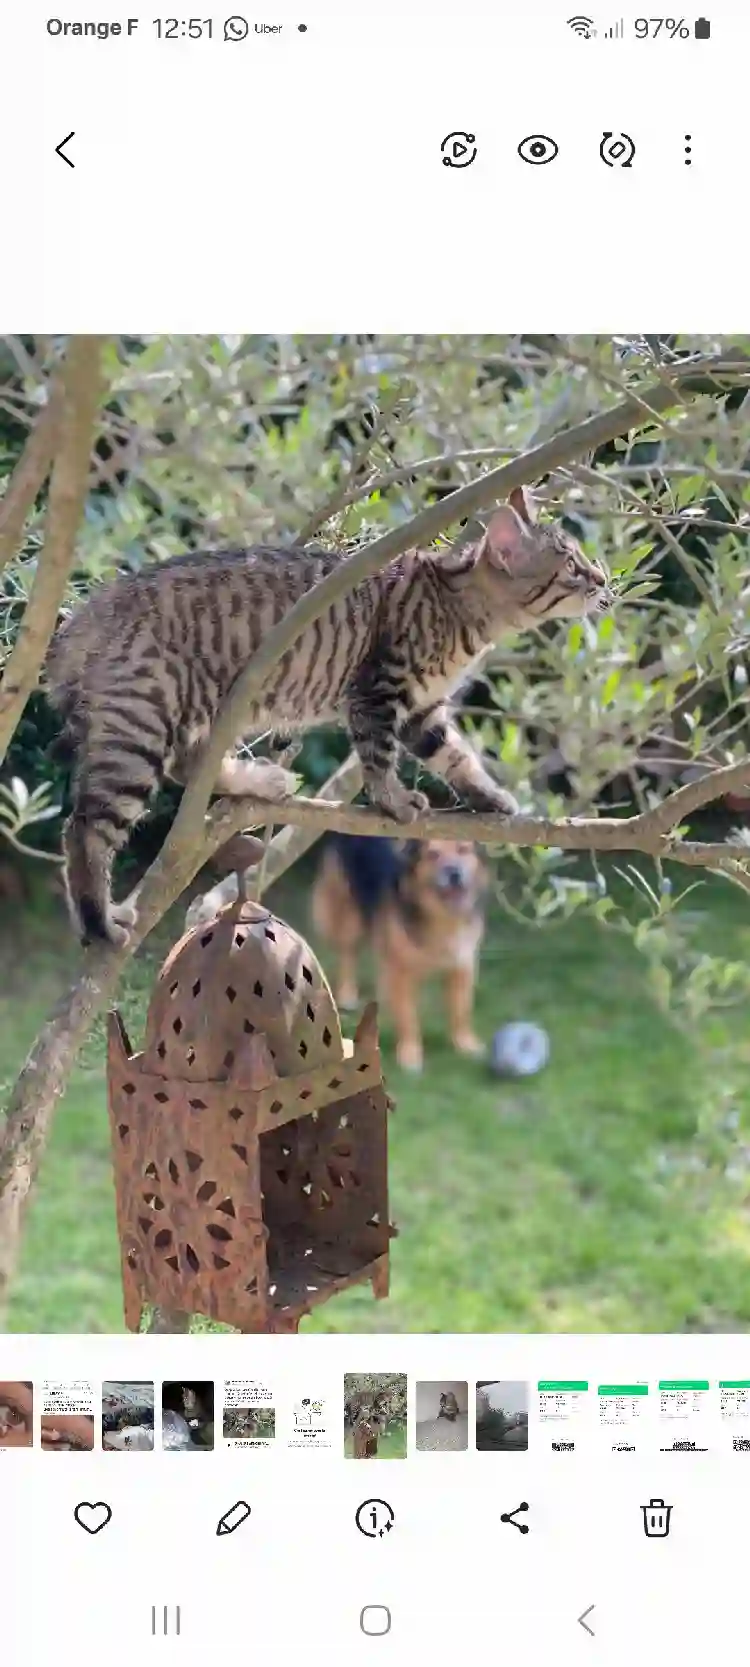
500, 1501, 530, 1534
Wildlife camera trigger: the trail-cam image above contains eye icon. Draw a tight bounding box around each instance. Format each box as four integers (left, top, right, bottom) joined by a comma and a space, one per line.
518, 134, 559, 165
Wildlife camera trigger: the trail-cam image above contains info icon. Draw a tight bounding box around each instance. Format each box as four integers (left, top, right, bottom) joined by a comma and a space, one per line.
441, 131, 478, 168
356, 1499, 395, 1539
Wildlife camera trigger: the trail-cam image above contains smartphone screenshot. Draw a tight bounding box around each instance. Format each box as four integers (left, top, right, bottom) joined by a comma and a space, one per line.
1, 2, 749, 1663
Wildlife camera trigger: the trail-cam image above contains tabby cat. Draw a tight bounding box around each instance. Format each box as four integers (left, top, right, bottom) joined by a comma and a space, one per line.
45, 485, 611, 947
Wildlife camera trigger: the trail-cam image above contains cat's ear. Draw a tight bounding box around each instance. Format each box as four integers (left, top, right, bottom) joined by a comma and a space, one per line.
477, 503, 532, 571
440, 492, 536, 575
508, 485, 538, 525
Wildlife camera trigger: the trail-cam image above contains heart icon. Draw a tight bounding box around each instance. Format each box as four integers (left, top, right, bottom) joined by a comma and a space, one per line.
74, 1501, 112, 1535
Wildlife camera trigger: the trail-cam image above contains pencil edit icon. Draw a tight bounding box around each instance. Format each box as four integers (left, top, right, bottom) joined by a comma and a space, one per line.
216, 1500, 251, 1537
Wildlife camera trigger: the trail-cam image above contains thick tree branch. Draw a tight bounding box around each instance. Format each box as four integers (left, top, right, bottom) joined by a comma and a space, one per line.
0, 337, 108, 764
0, 380, 62, 576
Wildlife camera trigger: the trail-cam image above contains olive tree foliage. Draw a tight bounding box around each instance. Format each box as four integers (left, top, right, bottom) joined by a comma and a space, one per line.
1, 331, 750, 1320
2, 333, 750, 1009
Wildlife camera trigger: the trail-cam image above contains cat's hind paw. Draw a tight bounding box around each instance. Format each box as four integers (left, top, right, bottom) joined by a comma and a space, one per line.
79, 900, 136, 949
250, 761, 299, 802
216, 756, 299, 801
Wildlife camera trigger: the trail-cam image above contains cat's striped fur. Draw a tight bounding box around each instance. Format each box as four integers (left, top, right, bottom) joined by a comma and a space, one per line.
45, 487, 611, 947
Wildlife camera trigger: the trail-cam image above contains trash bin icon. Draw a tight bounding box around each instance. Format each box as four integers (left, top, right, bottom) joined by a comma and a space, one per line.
641, 1498, 672, 1538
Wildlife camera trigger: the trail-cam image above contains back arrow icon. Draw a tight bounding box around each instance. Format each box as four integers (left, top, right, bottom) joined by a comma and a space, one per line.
55, 132, 75, 168
578, 1605, 595, 1636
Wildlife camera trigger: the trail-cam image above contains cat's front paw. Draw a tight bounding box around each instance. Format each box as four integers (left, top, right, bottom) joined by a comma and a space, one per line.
370, 783, 429, 824
463, 786, 519, 817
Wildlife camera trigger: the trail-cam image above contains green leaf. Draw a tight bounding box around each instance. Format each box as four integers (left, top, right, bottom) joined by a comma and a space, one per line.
673, 475, 705, 510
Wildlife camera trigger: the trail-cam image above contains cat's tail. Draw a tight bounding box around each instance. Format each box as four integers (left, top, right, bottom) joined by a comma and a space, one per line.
62, 725, 166, 948
63, 813, 137, 948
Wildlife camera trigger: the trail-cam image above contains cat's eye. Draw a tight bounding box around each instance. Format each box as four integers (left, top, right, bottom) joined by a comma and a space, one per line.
565, 556, 578, 577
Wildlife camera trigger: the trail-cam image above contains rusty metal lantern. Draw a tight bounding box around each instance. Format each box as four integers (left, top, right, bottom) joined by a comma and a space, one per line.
107, 898, 394, 1334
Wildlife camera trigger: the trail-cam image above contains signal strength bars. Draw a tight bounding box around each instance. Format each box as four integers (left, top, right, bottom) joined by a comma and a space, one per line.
566, 13, 627, 37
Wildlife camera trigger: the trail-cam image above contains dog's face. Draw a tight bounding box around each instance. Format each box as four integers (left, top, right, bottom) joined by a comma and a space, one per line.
402, 840, 487, 915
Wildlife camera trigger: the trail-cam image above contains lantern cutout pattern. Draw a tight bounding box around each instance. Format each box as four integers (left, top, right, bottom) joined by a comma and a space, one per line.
107, 899, 394, 1333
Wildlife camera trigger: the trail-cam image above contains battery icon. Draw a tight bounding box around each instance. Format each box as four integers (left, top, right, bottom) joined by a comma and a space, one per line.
694, 17, 711, 36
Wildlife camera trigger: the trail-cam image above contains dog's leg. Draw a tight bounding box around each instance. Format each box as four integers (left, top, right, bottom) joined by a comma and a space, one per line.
337, 946, 360, 1011
382, 962, 424, 1073
445, 963, 485, 1058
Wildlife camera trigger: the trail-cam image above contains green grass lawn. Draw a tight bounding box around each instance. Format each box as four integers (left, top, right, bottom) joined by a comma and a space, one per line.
3, 861, 750, 1334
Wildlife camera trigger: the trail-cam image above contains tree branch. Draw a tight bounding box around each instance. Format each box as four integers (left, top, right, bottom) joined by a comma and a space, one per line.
200, 771, 750, 873
639, 759, 750, 836
0, 337, 108, 764
0, 379, 62, 576
306, 446, 517, 518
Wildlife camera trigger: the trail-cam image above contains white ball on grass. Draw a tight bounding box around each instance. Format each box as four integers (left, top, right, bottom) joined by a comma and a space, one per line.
491, 1022, 550, 1077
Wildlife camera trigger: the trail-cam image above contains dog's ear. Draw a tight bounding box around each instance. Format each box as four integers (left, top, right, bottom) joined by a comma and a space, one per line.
473, 843, 490, 883
399, 839, 422, 872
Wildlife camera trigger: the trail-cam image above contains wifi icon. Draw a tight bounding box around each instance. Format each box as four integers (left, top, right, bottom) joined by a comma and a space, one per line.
567, 14, 596, 35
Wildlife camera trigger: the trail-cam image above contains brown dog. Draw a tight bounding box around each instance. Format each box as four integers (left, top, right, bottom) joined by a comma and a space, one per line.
352, 1414, 381, 1458
312, 835, 488, 1072
348, 1391, 388, 1457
